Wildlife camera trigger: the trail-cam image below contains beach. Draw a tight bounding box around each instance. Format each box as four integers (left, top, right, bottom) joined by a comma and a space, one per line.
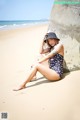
0, 23, 80, 120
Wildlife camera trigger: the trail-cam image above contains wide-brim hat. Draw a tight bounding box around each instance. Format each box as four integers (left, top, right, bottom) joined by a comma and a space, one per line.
44, 32, 60, 42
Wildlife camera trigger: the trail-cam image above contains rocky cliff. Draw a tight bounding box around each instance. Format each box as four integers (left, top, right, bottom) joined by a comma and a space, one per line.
48, 0, 80, 72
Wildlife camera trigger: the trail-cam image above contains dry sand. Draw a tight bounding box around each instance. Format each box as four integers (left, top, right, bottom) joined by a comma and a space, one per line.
0, 24, 80, 120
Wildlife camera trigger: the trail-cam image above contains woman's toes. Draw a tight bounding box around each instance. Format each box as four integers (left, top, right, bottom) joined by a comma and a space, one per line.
13, 86, 26, 91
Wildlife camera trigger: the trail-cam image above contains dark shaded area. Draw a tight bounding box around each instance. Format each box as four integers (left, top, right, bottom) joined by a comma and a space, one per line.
26, 72, 70, 88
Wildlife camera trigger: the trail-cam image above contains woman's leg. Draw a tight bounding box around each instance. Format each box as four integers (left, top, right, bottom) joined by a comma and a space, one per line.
13, 63, 60, 91
13, 66, 38, 91
30, 54, 49, 81
30, 66, 37, 81
36, 63, 60, 81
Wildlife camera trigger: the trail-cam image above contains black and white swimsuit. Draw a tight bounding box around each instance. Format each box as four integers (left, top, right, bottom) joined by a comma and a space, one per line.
49, 53, 64, 78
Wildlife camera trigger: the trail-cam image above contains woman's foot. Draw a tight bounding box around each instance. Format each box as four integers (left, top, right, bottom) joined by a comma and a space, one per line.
13, 85, 26, 91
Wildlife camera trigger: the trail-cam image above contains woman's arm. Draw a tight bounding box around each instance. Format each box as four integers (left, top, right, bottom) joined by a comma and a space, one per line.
39, 40, 50, 54
39, 39, 44, 54
38, 43, 63, 63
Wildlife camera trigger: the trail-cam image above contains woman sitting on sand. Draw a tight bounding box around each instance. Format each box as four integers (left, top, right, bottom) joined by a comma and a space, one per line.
14, 32, 64, 91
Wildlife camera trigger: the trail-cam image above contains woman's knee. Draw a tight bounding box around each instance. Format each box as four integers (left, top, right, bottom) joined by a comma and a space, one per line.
35, 63, 41, 69
32, 63, 41, 69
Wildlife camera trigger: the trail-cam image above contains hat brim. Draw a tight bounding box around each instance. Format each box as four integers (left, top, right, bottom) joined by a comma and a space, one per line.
44, 37, 60, 43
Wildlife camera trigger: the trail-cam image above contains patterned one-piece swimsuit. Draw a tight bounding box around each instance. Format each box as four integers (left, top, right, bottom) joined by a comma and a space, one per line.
49, 53, 64, 78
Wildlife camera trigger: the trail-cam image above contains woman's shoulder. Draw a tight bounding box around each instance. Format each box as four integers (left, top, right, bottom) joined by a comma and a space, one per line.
55, 42, 63, 49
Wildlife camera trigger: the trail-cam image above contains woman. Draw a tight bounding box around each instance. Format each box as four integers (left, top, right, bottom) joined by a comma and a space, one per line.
14, 32, 64, 91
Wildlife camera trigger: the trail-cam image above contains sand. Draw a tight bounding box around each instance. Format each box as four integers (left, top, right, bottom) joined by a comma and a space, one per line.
0, 24, 80, 120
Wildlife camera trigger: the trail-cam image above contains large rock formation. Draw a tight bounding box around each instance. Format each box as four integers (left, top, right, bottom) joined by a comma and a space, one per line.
48, 0, 80, 72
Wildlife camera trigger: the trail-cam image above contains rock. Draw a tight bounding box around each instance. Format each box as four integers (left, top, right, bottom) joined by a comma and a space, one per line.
48, 0, 80, 72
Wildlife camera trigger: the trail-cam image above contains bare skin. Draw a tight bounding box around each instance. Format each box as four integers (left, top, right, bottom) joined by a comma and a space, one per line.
13, 38, 64, 91
30, 54, 49, 81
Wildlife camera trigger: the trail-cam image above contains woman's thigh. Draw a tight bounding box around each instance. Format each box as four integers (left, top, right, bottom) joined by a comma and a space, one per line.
36, 63, 60, 81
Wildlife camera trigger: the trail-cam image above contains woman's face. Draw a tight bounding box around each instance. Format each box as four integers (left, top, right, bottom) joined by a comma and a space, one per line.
48, 38, 57, 47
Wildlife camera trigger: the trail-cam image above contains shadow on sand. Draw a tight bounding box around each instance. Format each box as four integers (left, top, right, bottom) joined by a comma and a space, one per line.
26, 72, 70, 89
